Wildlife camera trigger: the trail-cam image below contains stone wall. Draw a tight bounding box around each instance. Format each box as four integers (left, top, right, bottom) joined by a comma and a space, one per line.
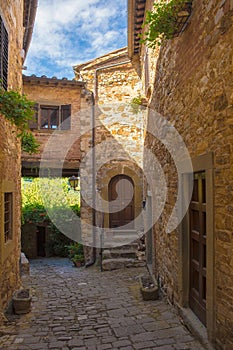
74, 47, 142, 105
0, 0, 24, 320
141, 0, 233, 348
0, 119, 21, 316
22, 76, 86, 174
76, 49, 145, 259
0, 0, 24, 90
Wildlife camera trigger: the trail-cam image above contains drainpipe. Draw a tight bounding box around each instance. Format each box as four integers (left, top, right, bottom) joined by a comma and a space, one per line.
85, 91, 97, 268
94, 60, 131, 101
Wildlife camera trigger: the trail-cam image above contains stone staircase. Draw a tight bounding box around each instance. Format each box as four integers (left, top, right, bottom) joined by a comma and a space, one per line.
100, 230, 146, 271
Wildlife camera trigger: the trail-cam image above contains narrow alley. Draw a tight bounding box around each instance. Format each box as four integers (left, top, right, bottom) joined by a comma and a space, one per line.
0, 259, 205, 350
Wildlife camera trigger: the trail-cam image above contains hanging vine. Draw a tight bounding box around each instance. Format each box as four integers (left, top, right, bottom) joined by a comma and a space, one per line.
141, 0, 192, 47
0, 87, 39, 154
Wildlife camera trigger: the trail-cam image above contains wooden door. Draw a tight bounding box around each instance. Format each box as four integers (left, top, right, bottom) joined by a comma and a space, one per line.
109, 175, 134, 228
189, 172, 207, 325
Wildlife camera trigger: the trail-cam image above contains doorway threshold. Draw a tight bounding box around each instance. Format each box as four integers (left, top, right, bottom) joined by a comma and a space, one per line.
178, 306, 215, 350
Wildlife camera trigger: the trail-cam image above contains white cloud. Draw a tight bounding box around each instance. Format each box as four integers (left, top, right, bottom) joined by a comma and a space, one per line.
25, 0, 127, 79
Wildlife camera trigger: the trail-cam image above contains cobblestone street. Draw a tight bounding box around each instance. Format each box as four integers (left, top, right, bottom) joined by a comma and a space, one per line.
0, 258, 205, 350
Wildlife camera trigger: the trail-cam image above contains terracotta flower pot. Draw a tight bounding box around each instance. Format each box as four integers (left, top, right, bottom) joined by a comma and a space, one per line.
74, 260, 84, 267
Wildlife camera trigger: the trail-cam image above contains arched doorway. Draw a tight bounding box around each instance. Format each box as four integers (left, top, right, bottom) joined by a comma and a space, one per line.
108, 175, 134, 228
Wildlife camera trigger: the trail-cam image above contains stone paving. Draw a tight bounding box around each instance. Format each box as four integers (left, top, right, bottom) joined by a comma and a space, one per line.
0, 258, 205, 350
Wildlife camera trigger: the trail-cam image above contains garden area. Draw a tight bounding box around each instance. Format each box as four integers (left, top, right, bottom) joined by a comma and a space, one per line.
21, 177, 84, 263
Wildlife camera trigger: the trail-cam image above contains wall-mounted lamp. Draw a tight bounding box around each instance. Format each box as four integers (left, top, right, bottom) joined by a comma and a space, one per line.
68, 170, 80, 191
142, 199, 146, 209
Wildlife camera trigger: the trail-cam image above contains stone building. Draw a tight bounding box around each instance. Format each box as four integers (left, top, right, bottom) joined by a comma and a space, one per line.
22, 75, 86, 177
21, 75, 88, 258
73, 48, 146, 268
128, 0, 233, 348
0, 0, 37, 321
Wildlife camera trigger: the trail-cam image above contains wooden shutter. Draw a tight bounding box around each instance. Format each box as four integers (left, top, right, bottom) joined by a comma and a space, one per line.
0, 16, 9, 90
189, 172, 207, 325
61, 104, 71, 130
29, 103, 39, 129
4, 192, 13, 242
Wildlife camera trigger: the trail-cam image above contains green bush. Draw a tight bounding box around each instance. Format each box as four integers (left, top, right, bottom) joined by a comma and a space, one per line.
67, 243, 84, 263
22, 177, 80, 257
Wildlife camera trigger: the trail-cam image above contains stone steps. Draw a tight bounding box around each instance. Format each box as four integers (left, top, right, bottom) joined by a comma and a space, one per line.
102, 230, 141, 248
100, 229, 145, 271
102, 248, 137, 260
101, 257, 145, 271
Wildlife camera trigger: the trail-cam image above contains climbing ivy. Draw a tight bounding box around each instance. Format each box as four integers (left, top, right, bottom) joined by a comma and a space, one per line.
0, 87, 39, 153
21, 131, 40, 154
141, 0, 190, 47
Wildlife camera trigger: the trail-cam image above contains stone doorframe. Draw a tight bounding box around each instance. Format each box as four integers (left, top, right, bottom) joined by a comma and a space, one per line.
96, 162, 143, 230
178, 152, 215, 343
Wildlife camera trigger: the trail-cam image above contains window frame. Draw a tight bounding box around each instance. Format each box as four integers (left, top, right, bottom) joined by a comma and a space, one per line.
40, 105, 60, 130
0, 181, 15, 263
29, 103, 71, 131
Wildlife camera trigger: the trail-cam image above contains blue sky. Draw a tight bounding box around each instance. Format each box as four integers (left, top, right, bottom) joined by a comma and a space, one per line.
25, 0, 127, 80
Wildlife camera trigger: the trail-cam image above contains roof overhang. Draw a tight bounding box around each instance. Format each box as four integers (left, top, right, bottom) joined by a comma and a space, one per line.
23, 74, 86, 87
128, 0, 146, 59
23, 0, 38, 59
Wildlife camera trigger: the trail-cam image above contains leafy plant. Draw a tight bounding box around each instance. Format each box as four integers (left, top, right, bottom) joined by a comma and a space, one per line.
46, 225, 74, 257
141, 0, 191, 47
21, 177, 80, 215
67, 243, 84, 264
0, 87, 38, 153
0, 88, 35, 131
21, 178, 80, 257
130, 95, 146, 114
21, 131, 40, 154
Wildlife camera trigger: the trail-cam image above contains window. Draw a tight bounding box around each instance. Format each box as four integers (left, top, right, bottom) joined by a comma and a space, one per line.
29, 104, 71, 130
4, 192, 13, 242
41, 106, 59, 129
0, 15, 9, 90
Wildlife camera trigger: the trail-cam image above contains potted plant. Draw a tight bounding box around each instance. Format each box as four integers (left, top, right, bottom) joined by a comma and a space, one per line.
141, 0, 192, 47
72, 254, 85, 267
67, 243, 85, 267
